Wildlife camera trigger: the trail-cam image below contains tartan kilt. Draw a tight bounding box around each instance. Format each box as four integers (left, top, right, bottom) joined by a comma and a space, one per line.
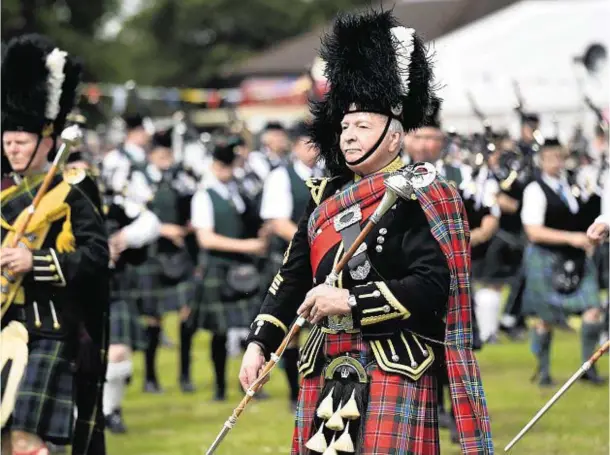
477, 232, 525, 283
522, 244, 600, 324
9, 338, 75, 445
109, 299, 146, 351
189, 259, 260, 333
127, 261, 198, 316
293, 331, 439, 455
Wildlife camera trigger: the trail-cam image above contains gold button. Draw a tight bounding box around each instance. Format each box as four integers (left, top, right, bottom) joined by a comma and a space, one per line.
383, 305, 391, 313
49, 265, 57, 272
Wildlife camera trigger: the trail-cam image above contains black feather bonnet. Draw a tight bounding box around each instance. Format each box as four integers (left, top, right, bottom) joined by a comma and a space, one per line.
309, 9, 435, 177
1, 34, 82, 139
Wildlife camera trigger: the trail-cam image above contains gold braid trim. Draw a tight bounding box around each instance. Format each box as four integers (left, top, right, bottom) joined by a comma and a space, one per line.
254, 314, 288, 335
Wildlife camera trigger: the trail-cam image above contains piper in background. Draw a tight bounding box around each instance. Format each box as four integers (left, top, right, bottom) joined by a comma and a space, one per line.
1, 34, 109, 455
520, 138, 605, 387
190, 138, 267, 401
239, 10, 493, 454
258, 121, 321, 411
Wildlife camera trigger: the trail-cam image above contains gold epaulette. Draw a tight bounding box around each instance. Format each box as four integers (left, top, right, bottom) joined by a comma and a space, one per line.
63, 168, 88, 185
305, 177, 329, 206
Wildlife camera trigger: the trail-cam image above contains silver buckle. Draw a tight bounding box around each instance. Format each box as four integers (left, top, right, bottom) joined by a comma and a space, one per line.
333, 205, 362, 232
326, 313, 355, 331
350, 260, 371, 280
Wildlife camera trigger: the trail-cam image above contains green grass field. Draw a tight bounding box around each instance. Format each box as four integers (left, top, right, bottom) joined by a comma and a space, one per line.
107, 314, 609, 455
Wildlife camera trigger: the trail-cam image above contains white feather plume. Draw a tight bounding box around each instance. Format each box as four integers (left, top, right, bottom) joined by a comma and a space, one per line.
390, 26, 416, 96
45, 48, 68, 121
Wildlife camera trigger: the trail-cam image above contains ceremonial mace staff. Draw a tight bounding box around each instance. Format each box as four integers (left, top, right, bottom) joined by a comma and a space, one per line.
505, 340, 610, 452
1, 125, 82, 319
206, 169, 423, 455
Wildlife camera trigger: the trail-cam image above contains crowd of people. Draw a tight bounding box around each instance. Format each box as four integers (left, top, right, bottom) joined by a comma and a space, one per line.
1, 11, 608, 455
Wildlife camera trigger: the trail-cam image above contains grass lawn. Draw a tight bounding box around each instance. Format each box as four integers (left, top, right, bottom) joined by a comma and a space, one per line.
107, 313, 609, 455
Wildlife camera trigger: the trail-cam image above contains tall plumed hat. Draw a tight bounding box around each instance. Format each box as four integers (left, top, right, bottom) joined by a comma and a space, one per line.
421, 96, 442, 129
310, 9, 435, 177
1, 34, 82, 139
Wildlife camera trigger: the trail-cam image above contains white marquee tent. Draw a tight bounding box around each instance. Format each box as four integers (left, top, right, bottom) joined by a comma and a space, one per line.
432, 0, 609, 139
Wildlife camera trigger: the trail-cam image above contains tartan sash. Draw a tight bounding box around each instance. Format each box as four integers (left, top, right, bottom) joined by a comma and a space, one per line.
415, 178, 494, 454
307, 173, 388, 244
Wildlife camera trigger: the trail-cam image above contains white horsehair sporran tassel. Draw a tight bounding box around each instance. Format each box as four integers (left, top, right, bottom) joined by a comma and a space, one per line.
305, 423, 328, 453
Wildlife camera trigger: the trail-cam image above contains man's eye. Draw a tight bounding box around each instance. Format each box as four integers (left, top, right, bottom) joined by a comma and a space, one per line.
358, 125, 369, 129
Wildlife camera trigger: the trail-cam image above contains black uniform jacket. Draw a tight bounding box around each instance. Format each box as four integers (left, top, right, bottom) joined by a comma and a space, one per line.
247, 173, 450, 381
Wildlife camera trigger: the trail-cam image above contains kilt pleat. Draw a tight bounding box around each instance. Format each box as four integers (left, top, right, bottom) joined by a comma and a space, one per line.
109, 299, 146, 350
189, 258, 260, 333
522, 244, 600, 323
292, 331, 439, 455
112, 263, 198, 317
10, 338, 75, 444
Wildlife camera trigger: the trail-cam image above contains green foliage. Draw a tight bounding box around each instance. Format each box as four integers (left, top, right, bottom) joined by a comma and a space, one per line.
117, 0, 371, 86
1, 0, 369, 87
107, 313, 609, 455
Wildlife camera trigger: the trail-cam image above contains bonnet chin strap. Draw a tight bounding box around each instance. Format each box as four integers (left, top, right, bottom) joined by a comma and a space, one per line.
344, 115, 394, 167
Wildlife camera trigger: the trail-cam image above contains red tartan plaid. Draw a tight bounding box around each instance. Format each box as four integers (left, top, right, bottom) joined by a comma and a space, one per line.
307, 173, 387, 243
292, 332, 440, 455
416, 178, 493, 454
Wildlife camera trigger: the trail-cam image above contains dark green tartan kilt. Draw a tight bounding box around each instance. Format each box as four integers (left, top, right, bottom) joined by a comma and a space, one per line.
189, 260, 260, 334
124, 261, 198, 317
8, 338, 75, 445
522, 244, 600, 324
108, 299, 147, 351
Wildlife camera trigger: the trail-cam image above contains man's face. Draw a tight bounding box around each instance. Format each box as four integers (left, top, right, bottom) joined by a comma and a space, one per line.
262, 130, 289, 155
410, 127, 443, 162
213, 160, 235, 182
148, 146, 174, 171
540, 146, 565, 177
340, 111, 401, 175
293, 136, 318, 168
128, 127, 151, 148
2, 131, 51, 173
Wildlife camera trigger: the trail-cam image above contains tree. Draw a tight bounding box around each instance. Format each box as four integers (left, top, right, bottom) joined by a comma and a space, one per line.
118, 0, 371, 87
1, 0, 124, 82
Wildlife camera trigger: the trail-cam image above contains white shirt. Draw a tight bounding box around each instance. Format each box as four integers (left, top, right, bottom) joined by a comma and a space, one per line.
260, 160, 314, 220
460, 165, 501, 217
595, 168, 610, 226
102, 142, 154, 205
247, 150, 272, 181
191, 174, 245, 231
122, 208, 161, 248
521, 172, 579, 226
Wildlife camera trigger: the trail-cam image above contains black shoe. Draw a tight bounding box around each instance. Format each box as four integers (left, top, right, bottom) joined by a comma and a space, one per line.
580, 370, 606, 385
105, 410, 127, 434
143, 380, 164, 394
180, 378, 196, 393
214, 389, 226, 401
538, 376, 555, 387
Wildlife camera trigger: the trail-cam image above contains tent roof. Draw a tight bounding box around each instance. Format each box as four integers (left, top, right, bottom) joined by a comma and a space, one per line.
432, 0, 609, 134
227, 0, 521, 77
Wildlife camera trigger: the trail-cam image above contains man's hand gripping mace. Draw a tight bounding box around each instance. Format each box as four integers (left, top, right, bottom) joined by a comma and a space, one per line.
205, 171, 415, 455
1, 125, 83, 320
504, 340, 610, 452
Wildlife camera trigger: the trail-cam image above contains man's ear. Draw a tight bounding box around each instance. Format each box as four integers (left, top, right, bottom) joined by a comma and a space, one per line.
388, 132, 402, 154
39, 136, 55, 158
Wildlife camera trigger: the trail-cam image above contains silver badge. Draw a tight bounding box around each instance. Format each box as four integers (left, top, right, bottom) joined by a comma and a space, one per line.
408, 162, 437, 188
350, 260, 371, 280
333, 205, 362, 232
